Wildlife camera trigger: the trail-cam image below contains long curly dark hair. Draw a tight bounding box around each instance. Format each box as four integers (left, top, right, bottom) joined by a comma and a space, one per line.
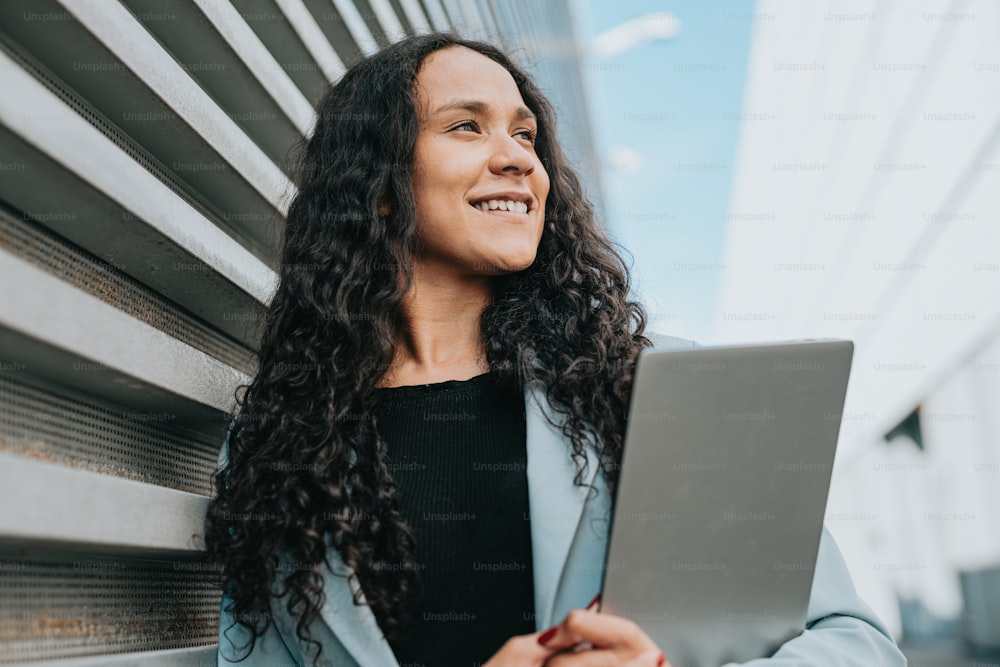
204, 32, 652, 663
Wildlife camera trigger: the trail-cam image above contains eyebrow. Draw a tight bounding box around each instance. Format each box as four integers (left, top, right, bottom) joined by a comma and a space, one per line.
432, 99, 536, 121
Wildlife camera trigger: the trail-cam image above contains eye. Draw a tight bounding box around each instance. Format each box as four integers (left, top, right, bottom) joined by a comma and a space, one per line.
452, 119, 480, 132
516, 129, 538, 144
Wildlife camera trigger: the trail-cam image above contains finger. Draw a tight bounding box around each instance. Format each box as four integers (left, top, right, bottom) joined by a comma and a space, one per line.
538, 609, 658, 653
496, 631, 564, 665
621, 649, 669, 667
543, 647, 619, 667
544, 647, 665, 667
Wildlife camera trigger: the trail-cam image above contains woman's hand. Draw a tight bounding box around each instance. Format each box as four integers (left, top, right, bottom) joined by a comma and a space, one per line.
539, 597, 668, 667
480, 627, 569, 666
483, 598, 669, 667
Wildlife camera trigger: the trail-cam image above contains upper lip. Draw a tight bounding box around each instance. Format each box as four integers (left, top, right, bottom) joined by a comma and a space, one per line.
469, 191, 535, 212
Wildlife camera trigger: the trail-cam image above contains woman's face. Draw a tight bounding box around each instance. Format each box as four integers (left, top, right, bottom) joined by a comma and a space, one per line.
409, 46, 550, 278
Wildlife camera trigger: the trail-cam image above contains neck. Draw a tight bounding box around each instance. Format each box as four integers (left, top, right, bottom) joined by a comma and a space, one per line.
379, 262, 494, 387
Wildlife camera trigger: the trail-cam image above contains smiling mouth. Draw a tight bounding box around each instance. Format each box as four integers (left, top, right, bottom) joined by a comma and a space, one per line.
469, 198, 532, 214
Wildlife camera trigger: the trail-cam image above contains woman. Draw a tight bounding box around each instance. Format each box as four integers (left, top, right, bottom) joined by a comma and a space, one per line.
205, 33, 905, 667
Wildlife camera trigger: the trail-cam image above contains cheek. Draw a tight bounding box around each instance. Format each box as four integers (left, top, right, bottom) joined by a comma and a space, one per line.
410, 168, 446, 224
410, 142, 444, 202
533, 160, 551, 195
414, 158, 472, 213
535, 172, 551, 211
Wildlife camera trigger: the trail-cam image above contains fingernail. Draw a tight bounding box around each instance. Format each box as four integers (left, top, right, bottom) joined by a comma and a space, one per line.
538, 626, 558, 646
657, 653, 666, 666
586, 593, 601, 610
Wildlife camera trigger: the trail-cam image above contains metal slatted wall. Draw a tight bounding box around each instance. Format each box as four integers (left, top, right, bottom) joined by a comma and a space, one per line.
0, 0, 601, 664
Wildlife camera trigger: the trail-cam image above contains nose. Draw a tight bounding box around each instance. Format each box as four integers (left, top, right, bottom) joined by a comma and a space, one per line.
487, 133, 535, 176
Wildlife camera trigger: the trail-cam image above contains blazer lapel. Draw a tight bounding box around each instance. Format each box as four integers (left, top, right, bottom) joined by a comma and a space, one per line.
308, 550, 402, 667
523, 378, 606, 630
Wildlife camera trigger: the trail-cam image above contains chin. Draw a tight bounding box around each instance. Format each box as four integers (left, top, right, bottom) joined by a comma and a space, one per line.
473, 242, 538, 274
506, 251, 541, 272
474, 255, 536, 274
504, 259, 535, 273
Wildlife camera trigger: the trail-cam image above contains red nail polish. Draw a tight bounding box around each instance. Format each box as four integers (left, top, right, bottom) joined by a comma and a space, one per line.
538, 626, 558, 645
657, 653, 666, 666
586, 592, 601, 609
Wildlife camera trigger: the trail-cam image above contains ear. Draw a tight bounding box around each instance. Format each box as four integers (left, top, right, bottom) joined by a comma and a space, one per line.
377, 192, 395, 218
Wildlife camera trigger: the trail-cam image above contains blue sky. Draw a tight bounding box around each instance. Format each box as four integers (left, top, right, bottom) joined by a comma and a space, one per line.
578, 1, 756, 343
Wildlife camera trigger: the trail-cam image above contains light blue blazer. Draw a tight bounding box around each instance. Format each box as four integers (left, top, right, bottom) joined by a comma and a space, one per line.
216, 334, 906, 666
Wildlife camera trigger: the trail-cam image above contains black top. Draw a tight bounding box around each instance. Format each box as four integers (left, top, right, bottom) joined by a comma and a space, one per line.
372, 372, 535, 666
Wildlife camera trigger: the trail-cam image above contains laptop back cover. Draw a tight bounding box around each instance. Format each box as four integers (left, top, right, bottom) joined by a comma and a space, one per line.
600, 340, 854, 666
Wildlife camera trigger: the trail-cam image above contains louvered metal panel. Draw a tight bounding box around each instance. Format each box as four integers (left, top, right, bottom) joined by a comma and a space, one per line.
0, 373, 219, 495
0, 552, 218, 664
0, 43, 274, 346
119, 0, 317, 170
0, 0, 293, 268
0, 205, 257, 375
238, 0, 347, 104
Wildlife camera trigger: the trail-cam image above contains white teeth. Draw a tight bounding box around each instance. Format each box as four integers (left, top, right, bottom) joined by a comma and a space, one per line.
474, 199, 528, 213
474, 199, 529, 213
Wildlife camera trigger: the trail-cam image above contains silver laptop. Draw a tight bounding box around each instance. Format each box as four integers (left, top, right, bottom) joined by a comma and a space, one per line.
599, 340, 854, 667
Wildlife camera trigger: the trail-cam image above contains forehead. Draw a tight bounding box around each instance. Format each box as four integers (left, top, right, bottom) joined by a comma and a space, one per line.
413, 46, 526, 115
